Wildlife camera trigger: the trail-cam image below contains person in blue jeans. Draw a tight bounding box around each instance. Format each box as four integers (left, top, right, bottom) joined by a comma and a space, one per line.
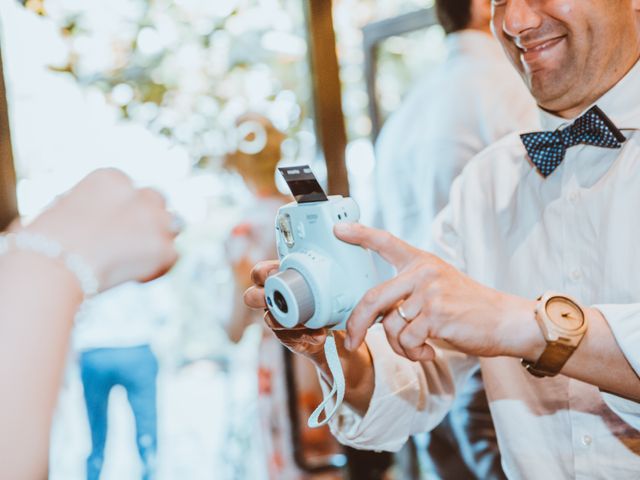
75, 282, 161, 480
80, 344, 158, 480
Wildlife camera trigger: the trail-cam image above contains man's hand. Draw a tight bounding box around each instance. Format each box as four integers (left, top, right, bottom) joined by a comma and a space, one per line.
244, 260, 329, 361
334, 223, 539, 362
244, 260, 376, 414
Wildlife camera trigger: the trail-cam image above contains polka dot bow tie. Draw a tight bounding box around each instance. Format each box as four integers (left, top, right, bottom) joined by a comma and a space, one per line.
520, 105, 627, 177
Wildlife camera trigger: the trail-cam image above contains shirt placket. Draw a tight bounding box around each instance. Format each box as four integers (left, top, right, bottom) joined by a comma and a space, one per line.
560, 148, 604, 479
568, 382, 603, 479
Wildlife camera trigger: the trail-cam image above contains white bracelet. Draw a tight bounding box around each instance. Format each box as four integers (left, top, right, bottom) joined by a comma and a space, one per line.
0, 232, 100, 297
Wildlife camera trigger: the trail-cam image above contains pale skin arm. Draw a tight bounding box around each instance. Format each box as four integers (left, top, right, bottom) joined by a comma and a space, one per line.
0, 253, 84, 480
0, 169, 178, 479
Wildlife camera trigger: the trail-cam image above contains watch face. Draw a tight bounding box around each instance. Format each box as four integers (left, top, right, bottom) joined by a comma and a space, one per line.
545, 297, 585, 331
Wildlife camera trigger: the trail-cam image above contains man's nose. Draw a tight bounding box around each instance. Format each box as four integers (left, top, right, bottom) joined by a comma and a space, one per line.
501, 0, 543, 39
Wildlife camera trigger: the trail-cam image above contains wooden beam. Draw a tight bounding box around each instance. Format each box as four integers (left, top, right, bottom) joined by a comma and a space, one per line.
304, 0, 349, 196
0, 45, 18, 231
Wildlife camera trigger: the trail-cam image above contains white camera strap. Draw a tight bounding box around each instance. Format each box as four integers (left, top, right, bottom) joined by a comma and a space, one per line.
307, 331, 346, 428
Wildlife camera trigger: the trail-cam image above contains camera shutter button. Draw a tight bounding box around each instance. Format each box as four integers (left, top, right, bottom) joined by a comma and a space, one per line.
296, 222, 306, 239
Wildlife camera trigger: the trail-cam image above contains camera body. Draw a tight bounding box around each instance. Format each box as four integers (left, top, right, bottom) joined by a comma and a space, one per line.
264, 194, 378, 330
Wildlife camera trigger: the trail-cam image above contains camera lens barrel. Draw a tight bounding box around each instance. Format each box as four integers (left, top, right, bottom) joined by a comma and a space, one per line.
273, 290, 289, 313
265, 269, 315, 328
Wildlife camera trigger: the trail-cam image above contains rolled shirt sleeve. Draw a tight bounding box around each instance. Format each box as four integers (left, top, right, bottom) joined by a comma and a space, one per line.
593, 304, 640, 429
321, 325, 479, 452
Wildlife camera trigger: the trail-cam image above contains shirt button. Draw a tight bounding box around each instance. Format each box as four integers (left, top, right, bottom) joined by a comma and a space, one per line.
569, 190, 580, 203
582, 434, 592, 446
570, 269, 582, 281
568, 190, 580, 204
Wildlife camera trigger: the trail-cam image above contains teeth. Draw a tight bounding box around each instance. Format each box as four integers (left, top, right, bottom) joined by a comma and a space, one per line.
521, 38, 558, 53
532, 41, 550, 51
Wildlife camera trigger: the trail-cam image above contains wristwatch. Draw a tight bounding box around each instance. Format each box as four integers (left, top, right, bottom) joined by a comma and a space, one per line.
521, 292, 588, 378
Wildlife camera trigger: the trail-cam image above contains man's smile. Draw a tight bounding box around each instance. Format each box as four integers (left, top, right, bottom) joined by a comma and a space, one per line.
515, 35, 567, 71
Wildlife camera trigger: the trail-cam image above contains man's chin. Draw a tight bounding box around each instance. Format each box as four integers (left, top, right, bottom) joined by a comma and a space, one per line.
526, 67, 575, 108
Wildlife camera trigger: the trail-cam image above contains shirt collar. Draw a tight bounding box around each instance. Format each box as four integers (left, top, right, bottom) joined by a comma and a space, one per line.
539, 58, 640, 131
446, 30, 504, 60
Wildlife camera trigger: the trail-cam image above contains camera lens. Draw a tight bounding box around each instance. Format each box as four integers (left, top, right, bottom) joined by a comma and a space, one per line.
273, 290, 288, 313
264, 268, 315, 328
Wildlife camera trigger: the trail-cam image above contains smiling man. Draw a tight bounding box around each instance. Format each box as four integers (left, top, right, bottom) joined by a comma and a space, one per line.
246, 1, 640, 477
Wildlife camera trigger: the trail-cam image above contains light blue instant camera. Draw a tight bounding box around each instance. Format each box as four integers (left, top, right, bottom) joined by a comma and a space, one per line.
264, 166, 378, 330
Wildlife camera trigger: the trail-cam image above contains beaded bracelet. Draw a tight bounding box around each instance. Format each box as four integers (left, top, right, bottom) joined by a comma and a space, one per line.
0, 232, 99, 297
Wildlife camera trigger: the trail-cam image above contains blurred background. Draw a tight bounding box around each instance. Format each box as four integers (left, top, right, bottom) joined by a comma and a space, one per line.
0, 0, 448, 478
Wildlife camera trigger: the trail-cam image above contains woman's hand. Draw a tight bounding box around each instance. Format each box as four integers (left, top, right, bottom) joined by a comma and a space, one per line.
23, 169, 179, 291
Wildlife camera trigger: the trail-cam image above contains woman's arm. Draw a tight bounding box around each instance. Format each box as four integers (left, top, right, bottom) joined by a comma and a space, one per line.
0, 252, 83, 479
0, 169, 178, 479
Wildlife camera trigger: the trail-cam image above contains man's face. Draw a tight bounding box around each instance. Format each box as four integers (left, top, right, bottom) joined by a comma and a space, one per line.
491, 0, 640, 116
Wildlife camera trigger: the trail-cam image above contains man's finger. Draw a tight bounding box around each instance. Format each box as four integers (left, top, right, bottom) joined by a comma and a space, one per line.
398, 312, 434, 351
401, 343, 436, 362
244, 286, 267, 309
263, 310, 309, 332
262, 310, 287, 330
396, 311, 437, 362
345, 272, 415, 351
334, 223, 418, 270
250, 260, 280, 287
381, 308, 411, 358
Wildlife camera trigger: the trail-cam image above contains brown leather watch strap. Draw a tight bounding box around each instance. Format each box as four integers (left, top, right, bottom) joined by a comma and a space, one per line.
521, 341, 576, 378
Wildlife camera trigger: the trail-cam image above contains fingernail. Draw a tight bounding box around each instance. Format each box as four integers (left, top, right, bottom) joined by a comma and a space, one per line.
267, 269, 278, 278
334, 223, 351, 234
344, 336, 352, 351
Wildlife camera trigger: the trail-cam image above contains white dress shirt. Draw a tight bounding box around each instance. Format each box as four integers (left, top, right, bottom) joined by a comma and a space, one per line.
373, 30, 538, 248
73, 282, 158, 351
372, 29, 537, 479
330, 60, 640, 479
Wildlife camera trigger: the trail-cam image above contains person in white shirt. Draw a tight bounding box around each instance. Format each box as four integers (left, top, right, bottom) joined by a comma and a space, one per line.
246, 1, 640, 478
75, 282, 161, 480
373, 0, 537, 476
374, 0, 537, 248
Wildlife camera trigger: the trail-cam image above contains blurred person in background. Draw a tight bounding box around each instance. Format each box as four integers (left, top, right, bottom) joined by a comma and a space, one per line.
0, 169, 178, 480
224, 113, 341, 480
224, 113, 290, 345
373, 0, 538, 477
74, 281, 161, 480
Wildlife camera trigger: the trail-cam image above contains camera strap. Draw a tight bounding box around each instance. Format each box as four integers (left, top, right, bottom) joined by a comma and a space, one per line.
307, 331, 346, 428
